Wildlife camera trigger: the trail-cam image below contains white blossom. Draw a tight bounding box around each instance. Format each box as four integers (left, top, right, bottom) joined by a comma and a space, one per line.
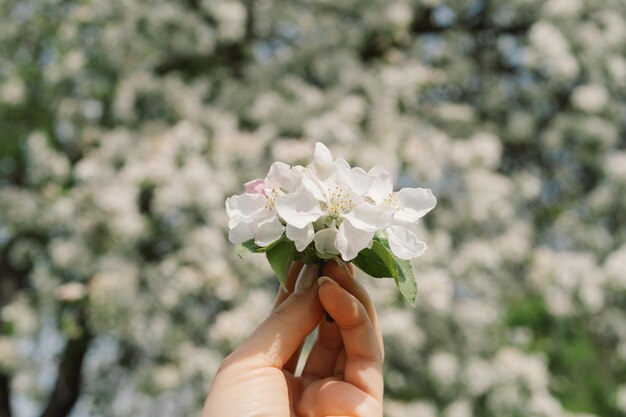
227, 142, 436, 261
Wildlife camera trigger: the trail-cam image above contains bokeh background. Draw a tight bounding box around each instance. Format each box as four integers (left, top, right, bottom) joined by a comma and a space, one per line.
1, 0, 626, 416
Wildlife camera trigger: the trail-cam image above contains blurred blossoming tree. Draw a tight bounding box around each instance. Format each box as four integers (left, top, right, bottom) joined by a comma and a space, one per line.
1, 0, 626, 416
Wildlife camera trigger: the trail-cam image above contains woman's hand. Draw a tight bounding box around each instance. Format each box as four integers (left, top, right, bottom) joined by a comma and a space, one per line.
202, 261, 384, 417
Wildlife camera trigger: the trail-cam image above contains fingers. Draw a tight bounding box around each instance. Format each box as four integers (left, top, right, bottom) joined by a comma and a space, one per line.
333, 349, 346, 378
272, 261, 303, 309
302, 260, 383, 379
318, 276, 384, 402
298, 379, 382, 417
272, 261, 304, 373
321, 261, 384, 357
300, 314, 343, 378
223, 264, 323, 370
300, 263, 352, 379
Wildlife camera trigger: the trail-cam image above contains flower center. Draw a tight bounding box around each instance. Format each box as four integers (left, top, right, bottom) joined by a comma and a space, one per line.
263, 188, 280, 210
324, 185, 354, 218
383, 192, 404, 211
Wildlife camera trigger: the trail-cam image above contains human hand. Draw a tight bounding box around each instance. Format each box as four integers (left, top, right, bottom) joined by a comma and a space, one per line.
202, 261, 384, 417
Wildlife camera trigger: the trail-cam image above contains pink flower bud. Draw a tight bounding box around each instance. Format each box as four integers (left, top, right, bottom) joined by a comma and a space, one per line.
244, 178, 266, 195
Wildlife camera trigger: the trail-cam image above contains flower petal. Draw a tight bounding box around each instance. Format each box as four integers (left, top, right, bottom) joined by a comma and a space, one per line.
286, 223, 315, 252
367, 165, 394, 204
228, 221, 256, 245
275, 190, 324, 229
336, 220, 375, 261
394, 187, 437, 223
266, 162, 301, 193
244, 178, 266, 194
314, 226, 340, 256
301, 174, 328, 201
349, 166, 374, 196
312, 142, 335, 180
225, 193, 266, 221
255, 217, 285, 247
343, 203, 393, 232
314, 142, 333, 166
386, 225, 427, 260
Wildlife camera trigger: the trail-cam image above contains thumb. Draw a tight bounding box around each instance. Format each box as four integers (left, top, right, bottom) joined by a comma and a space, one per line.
225, 264, 323, 370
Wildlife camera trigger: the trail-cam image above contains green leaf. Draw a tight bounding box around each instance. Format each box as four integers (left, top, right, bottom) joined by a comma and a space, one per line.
258, 235, 288, 253
298, 246, 320, 265
393, 257, 417, 305
353, 240, 396, 278
355, 236, 418, 305
266, 239, 298, 289
236, 236, 288, 259
236, 239, 262, 259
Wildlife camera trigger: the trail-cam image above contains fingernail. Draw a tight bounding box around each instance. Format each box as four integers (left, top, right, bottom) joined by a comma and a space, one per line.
332, 257, 354, 278
333, 257, 350, 272
317, 276, 338, 287
295, 264, 319, 293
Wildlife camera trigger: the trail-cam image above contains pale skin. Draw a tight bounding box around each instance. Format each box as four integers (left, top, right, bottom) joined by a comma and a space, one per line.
202, 261, 384, 417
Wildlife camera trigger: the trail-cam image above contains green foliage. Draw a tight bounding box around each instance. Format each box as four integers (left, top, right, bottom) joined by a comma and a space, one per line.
235, 239, 263, 259
265, 239, 298, 289
392, 257, 418, 306
353, 238, 417, 305
353, 241, 395, 278
506, 296, 624, 416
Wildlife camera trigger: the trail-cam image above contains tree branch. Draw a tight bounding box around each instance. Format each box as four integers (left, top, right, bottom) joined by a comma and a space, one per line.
0, 234, 40, 417
155, 1, 256, 77
243, 0, 255, 42
0, 373, 11, 417
39, 310, 91, 417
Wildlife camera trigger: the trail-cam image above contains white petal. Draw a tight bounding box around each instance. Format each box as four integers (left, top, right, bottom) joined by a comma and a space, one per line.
335, 220, 375, 261
334, 157, 351, 172
332, 157, 352, 184
225, 193, 266, 221
254, 217, 285, 247
228, 221, 256, 245
386, 225, 427, 260
244, 178, 266, 194
275, 191, 324, 229
286, 223, 315, 252
266, 162, 301, 193
314, 227, 340, 256
367, 165, 394, 204
314, 142, 333, 166
394, 187, 437, 223
312, 142, 335, 180
301, 174, 328, 201
349, 167, 374, 196
227, 218, 239, 229
343, 203, 393, 232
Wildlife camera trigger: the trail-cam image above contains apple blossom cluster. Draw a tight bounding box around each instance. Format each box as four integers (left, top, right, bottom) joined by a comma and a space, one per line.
225, 142, 436, 302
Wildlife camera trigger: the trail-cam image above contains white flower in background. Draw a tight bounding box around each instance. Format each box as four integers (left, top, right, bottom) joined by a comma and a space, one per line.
0, 337, 18, 371
386, 400, 438, 417
428, 351, 459, 387
54, 282, 87, 302
571, 84, 609, 113
443, 400, 472, 417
